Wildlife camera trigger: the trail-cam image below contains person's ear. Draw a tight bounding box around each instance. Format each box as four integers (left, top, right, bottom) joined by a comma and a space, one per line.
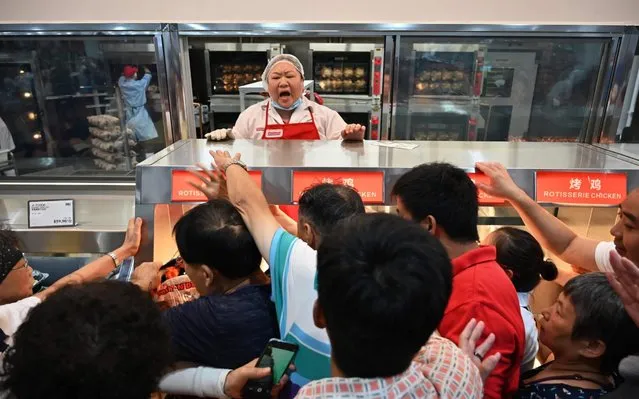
577, 339, 607, 361
303, 223, 319, 248
201, 265, 215, 288
313, 300, 327, 329
505, 268, 514, 279
420, 215, 437, 235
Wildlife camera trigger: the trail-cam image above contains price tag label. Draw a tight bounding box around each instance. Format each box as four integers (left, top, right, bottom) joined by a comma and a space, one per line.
28, 199, 75, 228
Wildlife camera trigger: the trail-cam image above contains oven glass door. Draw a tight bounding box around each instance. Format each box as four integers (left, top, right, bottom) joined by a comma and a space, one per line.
313, 52, 371, 95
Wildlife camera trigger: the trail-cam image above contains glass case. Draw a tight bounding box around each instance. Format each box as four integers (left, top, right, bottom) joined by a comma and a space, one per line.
392, 37, 609, 142
0, 37, 167, 178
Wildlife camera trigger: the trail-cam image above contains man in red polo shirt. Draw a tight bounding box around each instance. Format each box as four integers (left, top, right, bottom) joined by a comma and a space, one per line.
392, 162, 525, 399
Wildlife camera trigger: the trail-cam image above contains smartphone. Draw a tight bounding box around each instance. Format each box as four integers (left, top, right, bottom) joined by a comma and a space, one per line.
260, 339, 298, 384
242, 339, 298, 398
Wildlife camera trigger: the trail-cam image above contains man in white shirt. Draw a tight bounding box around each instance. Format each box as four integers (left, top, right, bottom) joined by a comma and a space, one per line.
476, 162, 639, 273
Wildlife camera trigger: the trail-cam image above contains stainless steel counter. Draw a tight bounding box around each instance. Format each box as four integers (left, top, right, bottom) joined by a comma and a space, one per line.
136, 139, 639, 205
594, 143, 639, 163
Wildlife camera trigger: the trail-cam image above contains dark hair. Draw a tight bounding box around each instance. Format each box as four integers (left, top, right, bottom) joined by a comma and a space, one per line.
317, 213, 452, 378
298, 183, 365, 238
491, 227, 558, 292
1, 281, 172, 399
391, 162, 479, 242
563, 273, 639, 373
173, 199, 261, 279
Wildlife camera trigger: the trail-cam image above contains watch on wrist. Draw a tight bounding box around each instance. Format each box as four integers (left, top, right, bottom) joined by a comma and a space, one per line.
222, 159, 248, 173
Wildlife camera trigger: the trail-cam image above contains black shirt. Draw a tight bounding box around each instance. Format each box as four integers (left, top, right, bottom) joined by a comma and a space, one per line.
163, 284, 278, 369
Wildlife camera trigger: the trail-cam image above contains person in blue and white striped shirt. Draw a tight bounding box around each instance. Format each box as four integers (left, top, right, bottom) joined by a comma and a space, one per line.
196, 150, 365, 395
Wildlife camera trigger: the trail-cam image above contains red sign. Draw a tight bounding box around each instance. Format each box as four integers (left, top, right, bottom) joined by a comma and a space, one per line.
171, 169, 262, 202
292, 171, 384, 204
468, 173, 506, 205
536, 171, 627, 206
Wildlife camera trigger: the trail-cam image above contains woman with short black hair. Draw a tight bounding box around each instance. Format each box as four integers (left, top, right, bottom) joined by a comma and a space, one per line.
515, 273, 639, 398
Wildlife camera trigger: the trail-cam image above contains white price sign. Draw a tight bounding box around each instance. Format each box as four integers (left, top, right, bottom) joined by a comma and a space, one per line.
28, 199, 75, 228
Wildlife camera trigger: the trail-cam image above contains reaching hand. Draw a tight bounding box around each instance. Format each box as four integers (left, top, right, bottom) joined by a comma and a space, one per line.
341, 124, 366, 141
608, 251, 639, 328
210, 150, 241, 171
475, 162, 526, 201
188, 163, 229, 200
459, 318, 501, 382
120, 217, 144, 258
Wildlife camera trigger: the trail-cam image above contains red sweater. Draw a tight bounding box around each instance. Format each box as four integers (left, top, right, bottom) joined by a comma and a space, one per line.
438, 246, 525, 399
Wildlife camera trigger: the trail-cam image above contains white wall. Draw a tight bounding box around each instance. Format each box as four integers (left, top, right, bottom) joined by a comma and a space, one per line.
1, 0, 639, 25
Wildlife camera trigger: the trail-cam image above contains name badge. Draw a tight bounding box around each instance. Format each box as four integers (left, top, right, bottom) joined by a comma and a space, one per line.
28, 199, 75, 228
264, 128, 284, 138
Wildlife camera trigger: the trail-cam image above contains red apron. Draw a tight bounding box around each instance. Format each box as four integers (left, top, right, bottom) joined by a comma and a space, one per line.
262, 101, 320, 220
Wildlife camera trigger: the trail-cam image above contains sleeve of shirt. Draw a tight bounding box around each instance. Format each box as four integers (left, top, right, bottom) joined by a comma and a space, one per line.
438, 303, 519, 399
158, 366, 231, 398
141, 73, 152, 89
268, 228, 299, 323
323, 107, 347, 140
417, 336, 484, 399
0, 296, 41, 350
162, 298, 225, 364
594, 241, 616, 273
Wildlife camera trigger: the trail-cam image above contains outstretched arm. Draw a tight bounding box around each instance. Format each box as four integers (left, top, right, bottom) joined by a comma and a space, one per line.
476, 162, 600, 271
35, 218, 143, 301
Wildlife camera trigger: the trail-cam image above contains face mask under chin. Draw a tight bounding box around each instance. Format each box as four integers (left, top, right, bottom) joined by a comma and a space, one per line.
272, 97, 303, 111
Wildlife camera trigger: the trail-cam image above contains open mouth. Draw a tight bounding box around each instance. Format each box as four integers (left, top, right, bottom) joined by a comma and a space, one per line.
615, 244, 626, 256
278, 90, 291, 100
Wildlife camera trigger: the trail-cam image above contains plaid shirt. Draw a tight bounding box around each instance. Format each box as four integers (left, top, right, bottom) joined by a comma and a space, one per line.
295, 335, 483, 399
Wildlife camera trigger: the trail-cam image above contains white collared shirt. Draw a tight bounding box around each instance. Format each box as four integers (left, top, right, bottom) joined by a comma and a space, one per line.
231, 97, 347, 140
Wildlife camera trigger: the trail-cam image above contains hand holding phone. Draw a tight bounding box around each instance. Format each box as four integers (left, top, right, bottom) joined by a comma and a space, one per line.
241, 339, 298, 399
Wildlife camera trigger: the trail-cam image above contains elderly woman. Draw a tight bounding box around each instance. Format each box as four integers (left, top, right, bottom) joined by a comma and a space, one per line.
206, 54, 365, 141
515, 272, 639, 398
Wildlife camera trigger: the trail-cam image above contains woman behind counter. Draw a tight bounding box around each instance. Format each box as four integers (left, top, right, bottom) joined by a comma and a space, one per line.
206, 54, 366, 141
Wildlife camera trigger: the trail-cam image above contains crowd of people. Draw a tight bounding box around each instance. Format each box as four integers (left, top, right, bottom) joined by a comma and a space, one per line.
1, 153, 639, 399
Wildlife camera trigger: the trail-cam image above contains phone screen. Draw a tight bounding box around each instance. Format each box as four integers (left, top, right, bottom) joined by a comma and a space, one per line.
257, 342, 297, 384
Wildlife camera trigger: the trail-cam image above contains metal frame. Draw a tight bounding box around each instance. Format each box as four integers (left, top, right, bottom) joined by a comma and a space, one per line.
599, 34, 639, 143
380, 35, 395, 140
177, 23, 636, 36
136, 139, 639, 205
